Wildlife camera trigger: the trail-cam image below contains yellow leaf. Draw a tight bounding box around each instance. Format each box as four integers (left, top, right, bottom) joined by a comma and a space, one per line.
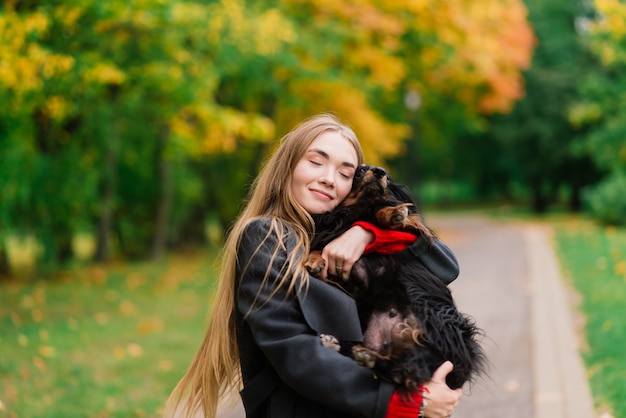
126, 273, 146, 290
31, 309, 43, 322
94, 312, 108, 324
44, 96, 70, 120
137, 318, 163, 336
84, 63, 126, 86
33, 356, 46, 371
113, 346, 126, 360
158, 360, 174, 371
119, 300, 136, 316
127, 343, 143, 358
38, 345, 56, 358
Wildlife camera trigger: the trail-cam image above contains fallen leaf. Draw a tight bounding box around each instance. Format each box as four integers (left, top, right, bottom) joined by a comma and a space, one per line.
127, 343, 143, 358
119, 300, 136, 316
94, 312, 108, 325
38, 345, 56, 358
31, 309, 43, 322
126, 273, 146, 290
137, 318, 163, 336
113, 346, 126, 360
158, 360, 174, 371
33, 356, 47, 371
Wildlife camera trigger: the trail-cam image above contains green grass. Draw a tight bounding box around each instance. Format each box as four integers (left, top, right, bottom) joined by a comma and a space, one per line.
554, 218, 626, 418
0, 248, 220, 417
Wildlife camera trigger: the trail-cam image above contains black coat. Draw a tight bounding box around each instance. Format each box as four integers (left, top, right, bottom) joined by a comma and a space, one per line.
235, 218, 459, 418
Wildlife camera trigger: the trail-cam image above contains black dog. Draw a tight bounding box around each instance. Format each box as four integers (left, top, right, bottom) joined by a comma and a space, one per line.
306, 164, 486, 392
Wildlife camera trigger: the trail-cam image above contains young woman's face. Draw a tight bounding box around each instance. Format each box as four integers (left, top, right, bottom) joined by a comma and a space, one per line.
291, 131, 358, 214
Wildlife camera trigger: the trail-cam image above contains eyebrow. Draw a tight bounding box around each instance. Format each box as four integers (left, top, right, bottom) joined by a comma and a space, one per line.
308, 148, 356, 169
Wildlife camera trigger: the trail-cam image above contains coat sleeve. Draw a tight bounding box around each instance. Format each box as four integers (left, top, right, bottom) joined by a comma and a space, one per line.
395, 237, 460, 285
351, 221, 460, 285
236, 218, 394, 418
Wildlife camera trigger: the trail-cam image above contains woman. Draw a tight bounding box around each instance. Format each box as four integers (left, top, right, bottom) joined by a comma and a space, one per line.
166, 114, 462, 418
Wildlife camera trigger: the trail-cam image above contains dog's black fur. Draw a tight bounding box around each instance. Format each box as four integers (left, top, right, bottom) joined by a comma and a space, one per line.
307, 164, 486, 391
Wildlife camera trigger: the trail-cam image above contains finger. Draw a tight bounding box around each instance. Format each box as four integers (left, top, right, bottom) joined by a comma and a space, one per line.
431, 361, 454, 382
327, 257, 341, 277
340, 260, 354, 281
334, 259, 345, 278
319, 254, 329, 281
453, 388, 463, 401
320, 266, 328, 281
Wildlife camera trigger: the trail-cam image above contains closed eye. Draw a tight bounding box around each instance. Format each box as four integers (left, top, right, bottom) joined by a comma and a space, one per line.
339, 171, 353, 180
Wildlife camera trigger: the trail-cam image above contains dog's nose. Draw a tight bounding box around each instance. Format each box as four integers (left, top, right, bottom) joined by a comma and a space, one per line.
372, 167, 386, 179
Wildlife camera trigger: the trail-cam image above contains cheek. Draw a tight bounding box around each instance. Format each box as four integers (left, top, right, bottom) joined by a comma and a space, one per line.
336, 181, 353, 201
291, 163, 307, 189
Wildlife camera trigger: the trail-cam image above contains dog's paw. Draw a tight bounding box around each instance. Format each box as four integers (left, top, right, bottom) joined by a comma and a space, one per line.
352, 345, 377, 369
320, 334, 340, 352
376, 203, 412, 229
304, 251, 326, 278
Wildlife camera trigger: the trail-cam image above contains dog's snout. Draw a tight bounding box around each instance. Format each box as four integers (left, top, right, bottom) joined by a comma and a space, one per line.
372, 167, 386, 179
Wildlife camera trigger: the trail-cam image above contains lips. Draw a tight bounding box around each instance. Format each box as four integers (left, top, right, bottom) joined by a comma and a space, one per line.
309, 188, 334, 201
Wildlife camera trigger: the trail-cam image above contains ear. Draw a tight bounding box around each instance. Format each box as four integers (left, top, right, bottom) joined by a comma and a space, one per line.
387, 182, 416, 205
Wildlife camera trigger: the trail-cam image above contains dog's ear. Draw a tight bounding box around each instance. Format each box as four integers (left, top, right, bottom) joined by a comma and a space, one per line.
387, 182, 417, 206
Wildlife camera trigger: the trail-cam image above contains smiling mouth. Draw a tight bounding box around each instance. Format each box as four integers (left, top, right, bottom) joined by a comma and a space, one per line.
310, 189, 333, 201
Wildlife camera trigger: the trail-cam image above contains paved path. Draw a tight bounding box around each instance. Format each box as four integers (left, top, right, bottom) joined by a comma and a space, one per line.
435, 215, 594, 418
219, 215, 595, 418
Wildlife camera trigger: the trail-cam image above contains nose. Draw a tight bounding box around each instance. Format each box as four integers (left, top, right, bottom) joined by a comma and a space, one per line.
319, 168, 335, 187
372, 167, 386, 179
381, 340, 391, 355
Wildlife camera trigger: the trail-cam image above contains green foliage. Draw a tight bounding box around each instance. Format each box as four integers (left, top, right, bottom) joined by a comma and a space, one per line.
482, 0, 600, 213
569, 0, 626, 225
584, 172, 626, 226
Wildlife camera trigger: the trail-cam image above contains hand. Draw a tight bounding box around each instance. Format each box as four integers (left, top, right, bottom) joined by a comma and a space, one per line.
320, 226, 374, 280
421, 361, 462, 418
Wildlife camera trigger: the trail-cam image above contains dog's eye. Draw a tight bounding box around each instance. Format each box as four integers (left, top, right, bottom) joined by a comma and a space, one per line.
388, 308, 398, 318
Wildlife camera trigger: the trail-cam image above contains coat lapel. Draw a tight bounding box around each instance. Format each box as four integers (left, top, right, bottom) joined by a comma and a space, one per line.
297, 278, 363, 342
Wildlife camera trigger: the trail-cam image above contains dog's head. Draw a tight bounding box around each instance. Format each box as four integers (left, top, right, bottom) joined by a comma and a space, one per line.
342, 164, 390, 207
363, 307, 421, 358
342, 164, 418, 208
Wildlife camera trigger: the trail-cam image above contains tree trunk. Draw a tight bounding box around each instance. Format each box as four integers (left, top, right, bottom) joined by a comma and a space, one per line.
531, 180, 549, 213
151, 126, 173, 260
568, 183, 583, 212
95, 104, 119, 262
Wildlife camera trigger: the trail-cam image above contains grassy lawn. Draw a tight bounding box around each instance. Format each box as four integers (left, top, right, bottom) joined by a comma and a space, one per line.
553, 217, 626, 418
0, 248, 220, 417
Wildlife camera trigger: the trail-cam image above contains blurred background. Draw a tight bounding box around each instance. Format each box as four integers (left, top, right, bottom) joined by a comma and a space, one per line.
1, 0, 625, 273
1, 0, 625, 416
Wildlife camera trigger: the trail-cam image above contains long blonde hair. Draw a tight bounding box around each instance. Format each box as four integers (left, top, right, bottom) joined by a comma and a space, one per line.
165, 114, 364, 417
